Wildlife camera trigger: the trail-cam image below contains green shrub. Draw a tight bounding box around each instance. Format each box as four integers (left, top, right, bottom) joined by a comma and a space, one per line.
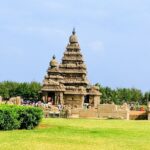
18, 107, 43, 129
0, 105, 43, 130
0, 105, 20, 130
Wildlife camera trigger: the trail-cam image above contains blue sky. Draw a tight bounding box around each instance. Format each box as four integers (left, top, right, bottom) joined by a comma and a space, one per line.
0, 0, 150, 92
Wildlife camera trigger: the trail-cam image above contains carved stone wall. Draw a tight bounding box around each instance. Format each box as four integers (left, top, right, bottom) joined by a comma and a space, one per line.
41, 30, 101, 108
63, 94, 84, 108
97, 104, 129, 120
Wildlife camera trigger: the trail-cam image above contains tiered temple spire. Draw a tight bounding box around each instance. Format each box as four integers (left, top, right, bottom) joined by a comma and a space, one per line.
41, 29, 100, 108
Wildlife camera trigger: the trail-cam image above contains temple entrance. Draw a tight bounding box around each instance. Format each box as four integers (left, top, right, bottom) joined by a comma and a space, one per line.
83, 95, 90, 109
84, 95, 89, 104
48, 92, 55, 105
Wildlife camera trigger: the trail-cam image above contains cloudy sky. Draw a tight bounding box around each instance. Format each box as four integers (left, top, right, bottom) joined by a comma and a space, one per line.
0, 0, 150, 91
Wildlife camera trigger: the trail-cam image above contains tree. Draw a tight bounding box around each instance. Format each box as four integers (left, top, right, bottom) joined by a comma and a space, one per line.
29, 82, 41, 100
0, 83, 9, 99
0, 81, 41, 101
142, 92, 150, 105
95, 83, 144, 105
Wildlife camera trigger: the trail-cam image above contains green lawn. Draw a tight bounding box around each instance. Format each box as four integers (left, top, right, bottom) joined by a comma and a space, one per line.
0, 118, 150, 150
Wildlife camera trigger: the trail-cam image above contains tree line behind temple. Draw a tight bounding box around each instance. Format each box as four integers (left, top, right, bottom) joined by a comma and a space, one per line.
96, 83, 150, 105
0, 81, 150, 105
0, 81, 41, 101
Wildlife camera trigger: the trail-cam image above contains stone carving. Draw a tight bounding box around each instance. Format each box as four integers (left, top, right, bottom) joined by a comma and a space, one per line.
9, 96, 22, 105
98, 104, 129, 120
50, 55, 58, 68
41, 29, 101, 108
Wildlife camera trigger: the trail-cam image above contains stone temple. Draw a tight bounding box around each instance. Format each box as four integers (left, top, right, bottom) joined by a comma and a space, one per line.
41, 29, 101, 108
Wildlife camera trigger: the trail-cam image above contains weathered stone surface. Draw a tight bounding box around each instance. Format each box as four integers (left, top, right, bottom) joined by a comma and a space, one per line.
130, 111, 147, 120
41, 29, 101, 108
79, 109, 98, 118
98, 104, 129, 120
9, 96, 22, 105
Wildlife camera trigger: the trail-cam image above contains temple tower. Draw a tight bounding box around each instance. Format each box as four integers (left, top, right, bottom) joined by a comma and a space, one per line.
41, 29, 101, 108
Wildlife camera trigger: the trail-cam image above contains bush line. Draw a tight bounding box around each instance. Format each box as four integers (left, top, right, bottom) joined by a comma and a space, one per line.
0, 105, 43, 130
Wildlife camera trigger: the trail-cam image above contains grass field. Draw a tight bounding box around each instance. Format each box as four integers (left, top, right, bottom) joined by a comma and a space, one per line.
0, 118, 150, 150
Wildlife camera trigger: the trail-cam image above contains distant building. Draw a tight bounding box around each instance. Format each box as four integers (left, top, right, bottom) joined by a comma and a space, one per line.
41, 29, 101, 108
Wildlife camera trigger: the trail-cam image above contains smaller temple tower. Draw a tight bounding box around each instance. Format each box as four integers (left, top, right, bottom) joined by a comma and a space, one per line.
42, 55, 65, 105
41, 29, 101, 108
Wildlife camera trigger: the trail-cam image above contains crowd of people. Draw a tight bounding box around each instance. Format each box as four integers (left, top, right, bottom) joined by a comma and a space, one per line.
21, 100, 71, 118
22, 100, 63, 110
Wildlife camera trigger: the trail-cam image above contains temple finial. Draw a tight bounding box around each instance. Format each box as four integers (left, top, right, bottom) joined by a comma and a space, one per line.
72, 28, 76, 35
53, 55, 56, 59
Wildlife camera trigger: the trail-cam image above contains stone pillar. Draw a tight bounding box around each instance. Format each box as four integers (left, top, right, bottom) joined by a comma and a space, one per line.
60, 92, 64, 105
94, 96, 100, 108
42, 96, 46, 103
55, 92, 62, 105
81, 95, 84, 108
88, 96, 92, 107
45, 92, 48, 103
42, 92, 47, 103
55, 92, 58, 105
126, 110, 130, 120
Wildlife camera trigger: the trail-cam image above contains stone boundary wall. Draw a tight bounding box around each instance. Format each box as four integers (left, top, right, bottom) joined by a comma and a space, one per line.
129, 111, 147, 120
97, 104, 129, 120
70, 104, 129, 119
79, 109, 98, 118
